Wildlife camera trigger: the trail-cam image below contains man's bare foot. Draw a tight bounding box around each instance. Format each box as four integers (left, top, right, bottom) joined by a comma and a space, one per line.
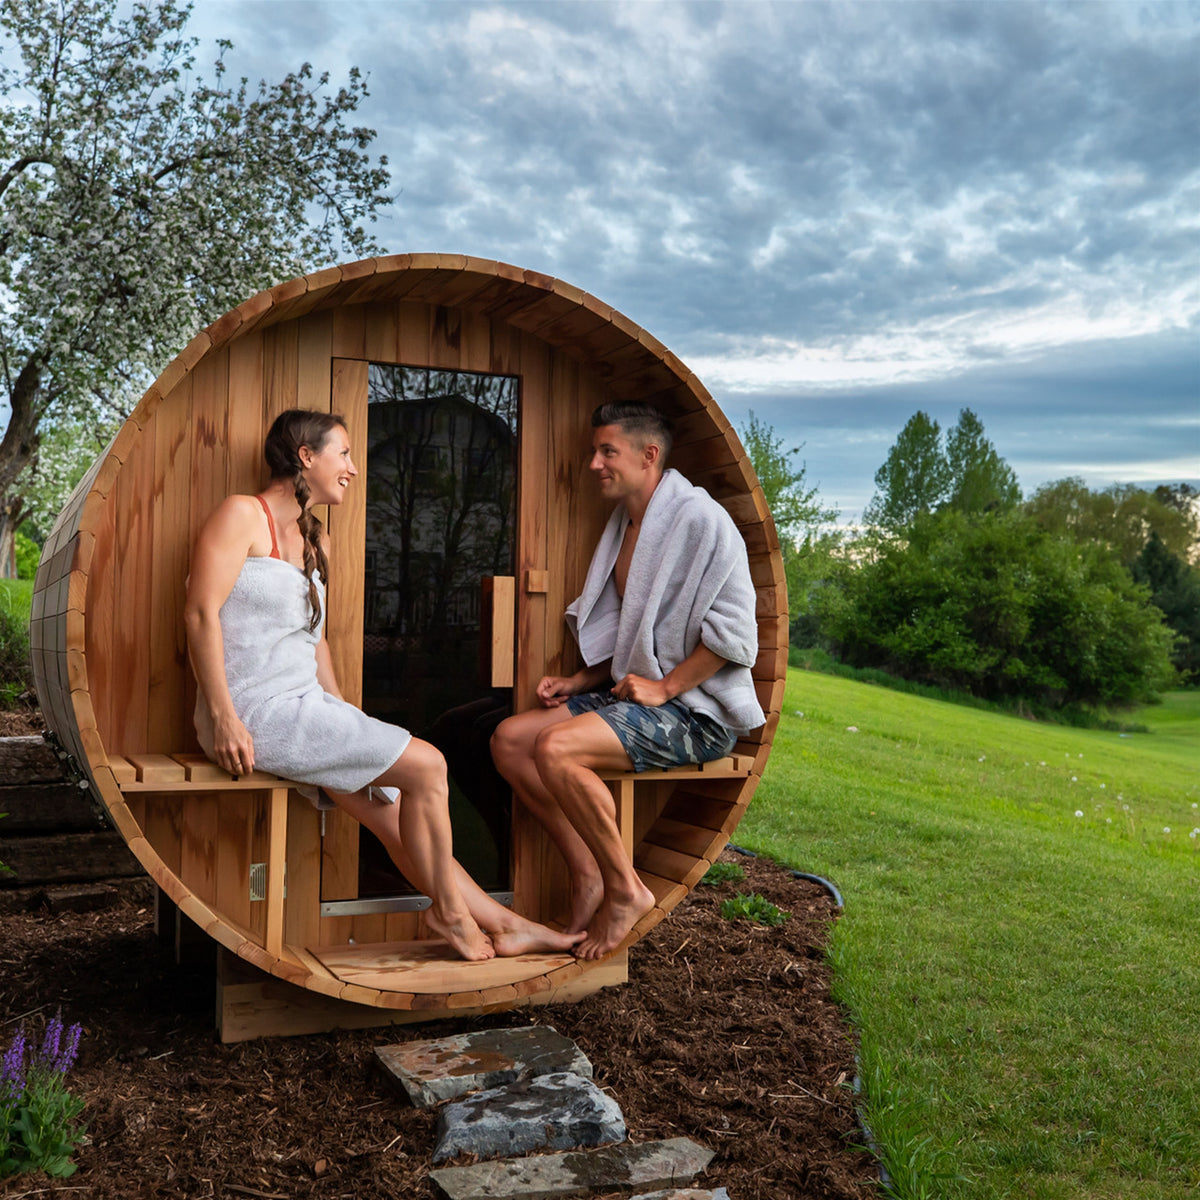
491, 916, 585, 958
425, 907, 495, 961
574, 880, 656, 961
565, 874, 604, 936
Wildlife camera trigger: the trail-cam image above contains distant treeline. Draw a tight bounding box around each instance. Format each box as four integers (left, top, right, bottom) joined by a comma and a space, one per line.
745, 408, 1199, 711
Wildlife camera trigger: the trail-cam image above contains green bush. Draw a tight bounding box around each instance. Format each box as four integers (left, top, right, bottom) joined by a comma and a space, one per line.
817, 508, 1177, 708
13, 530, 40, 581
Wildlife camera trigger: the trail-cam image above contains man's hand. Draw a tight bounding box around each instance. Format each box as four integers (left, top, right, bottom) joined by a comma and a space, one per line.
537, 659, 615, 708
536, 675, 581, 708
611, 673, 671, 707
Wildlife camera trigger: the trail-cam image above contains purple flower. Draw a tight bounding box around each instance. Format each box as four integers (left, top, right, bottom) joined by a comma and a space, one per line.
1, 1028, 27, 1104
54, 1024, 83, 1076
39, 1013, 63, 1068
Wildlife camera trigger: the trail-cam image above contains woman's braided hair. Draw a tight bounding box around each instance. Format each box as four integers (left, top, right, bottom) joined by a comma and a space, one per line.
264, 409, 346, 633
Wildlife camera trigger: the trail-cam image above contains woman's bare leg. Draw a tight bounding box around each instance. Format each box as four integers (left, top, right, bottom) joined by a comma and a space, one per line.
377, 836, 583, 957
332, 739, 582, 958
326, 738, 493, 962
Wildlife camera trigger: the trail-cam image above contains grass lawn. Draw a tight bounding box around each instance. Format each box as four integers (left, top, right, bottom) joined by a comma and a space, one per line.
0, 577, 33, 626
740, 668, 1199, 1199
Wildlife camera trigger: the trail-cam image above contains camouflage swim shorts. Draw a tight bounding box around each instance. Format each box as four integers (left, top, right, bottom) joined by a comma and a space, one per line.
565, 691, 736, 772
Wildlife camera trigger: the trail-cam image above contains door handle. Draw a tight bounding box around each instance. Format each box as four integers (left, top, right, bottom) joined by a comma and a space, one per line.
481, 576, 515, 688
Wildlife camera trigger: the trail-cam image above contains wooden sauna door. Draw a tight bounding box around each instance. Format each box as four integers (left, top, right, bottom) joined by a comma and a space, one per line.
323, 361, 520, 902
320, 347, 605, 920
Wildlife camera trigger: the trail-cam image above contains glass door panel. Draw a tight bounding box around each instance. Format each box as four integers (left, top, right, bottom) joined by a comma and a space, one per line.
351, 364, 519, 897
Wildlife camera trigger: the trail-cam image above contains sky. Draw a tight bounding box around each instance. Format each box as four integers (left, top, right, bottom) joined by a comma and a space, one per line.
184, 0, 1199, 523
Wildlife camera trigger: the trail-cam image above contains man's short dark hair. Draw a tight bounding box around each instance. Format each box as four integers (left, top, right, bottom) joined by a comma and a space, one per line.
591, 401, 674, 461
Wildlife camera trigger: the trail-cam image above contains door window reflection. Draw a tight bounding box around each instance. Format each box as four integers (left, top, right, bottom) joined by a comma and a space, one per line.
357, 364, 518, 896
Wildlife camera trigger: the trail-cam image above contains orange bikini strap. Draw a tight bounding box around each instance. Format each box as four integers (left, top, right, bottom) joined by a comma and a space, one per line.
254, 495, 281, 560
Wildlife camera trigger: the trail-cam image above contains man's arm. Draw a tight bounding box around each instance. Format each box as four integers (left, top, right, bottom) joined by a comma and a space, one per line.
611, 643, 728, 708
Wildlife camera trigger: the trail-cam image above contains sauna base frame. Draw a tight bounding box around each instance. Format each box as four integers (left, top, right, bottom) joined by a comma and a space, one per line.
114, 750, 754, 1039
214, 943, 629, 1044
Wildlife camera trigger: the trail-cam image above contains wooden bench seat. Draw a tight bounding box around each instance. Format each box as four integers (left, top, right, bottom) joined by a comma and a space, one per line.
105, 750, 754, 979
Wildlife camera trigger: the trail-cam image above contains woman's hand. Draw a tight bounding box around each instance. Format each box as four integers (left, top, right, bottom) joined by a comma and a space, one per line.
212, 711, 256, 776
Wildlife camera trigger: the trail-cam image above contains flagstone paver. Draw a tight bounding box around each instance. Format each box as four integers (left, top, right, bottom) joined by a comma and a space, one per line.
376, 1025, 593, 1107
630, 1190, 730, 1199
427, 1136, 716, 1200
433, 1071, 625, 1164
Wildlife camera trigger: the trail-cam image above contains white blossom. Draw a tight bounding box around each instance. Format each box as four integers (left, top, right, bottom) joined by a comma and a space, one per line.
0, 0, 391, 548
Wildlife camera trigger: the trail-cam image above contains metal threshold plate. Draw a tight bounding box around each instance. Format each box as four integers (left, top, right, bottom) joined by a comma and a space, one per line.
320, 891, 513, 917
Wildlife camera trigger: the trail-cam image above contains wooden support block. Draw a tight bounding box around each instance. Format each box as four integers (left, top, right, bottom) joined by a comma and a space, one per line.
612, 776, 635, 859
264, 786, 288, 958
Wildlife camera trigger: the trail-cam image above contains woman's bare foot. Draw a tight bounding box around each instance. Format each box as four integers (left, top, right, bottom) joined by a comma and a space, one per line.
491, 915, 585, 958
565, 872, 604, 936
425, 906, 495, 961
575, 880, 656, 961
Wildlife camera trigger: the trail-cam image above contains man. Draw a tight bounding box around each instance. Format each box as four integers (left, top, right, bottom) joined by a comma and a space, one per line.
491, 401, 764, 960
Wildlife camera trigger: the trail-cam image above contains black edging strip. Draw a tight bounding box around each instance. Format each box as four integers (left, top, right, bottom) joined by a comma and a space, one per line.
725, 843, 892, 1191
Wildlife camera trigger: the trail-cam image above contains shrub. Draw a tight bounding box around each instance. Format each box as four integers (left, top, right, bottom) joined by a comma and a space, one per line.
14, 530, 40, 581
818, 509, 1177, 708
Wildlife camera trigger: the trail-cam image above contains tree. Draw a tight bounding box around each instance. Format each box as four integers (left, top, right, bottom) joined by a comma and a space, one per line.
1132, 531, 1200, 682
944, 407, 1021, 515
864, 407, 1022, 533
740, 411, 838, 547
818, 507, 1177, 707
863, 410, 949, 532
1025, 479, 1199, 565
0, 0, 391, 571
740, 411, 840, 636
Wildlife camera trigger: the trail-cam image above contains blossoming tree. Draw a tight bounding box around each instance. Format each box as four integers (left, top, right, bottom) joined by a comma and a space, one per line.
0, 0, 391, 571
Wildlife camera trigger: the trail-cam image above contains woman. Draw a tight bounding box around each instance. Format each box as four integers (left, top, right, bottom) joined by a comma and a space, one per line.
184, 408, 581, 962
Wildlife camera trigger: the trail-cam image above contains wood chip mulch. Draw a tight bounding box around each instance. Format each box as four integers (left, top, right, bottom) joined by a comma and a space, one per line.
0, 848, 881, 1198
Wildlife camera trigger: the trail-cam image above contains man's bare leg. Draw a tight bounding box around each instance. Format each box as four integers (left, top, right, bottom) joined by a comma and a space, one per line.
492, 707, 607, 933
532, 713, 656, 960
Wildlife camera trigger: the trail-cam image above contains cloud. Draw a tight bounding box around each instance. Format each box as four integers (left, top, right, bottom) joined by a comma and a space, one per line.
179, 0, 1199, 516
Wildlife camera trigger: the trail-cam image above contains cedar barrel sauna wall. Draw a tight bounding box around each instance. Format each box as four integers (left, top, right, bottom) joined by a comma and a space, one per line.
30, 255, 787, 1018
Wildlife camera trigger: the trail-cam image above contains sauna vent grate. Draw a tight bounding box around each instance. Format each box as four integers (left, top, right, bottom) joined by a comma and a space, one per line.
249, 863, 287, 903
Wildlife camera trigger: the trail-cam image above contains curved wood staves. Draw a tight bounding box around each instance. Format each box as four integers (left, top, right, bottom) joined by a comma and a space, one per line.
30, 255, 787, 1021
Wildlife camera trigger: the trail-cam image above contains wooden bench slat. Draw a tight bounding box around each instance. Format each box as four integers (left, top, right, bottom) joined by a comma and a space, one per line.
107, 753, 137, 784
125, 753, 186, 784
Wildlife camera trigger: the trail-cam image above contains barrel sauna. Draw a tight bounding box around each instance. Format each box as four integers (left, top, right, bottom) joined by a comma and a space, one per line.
30, 255, 786, 1039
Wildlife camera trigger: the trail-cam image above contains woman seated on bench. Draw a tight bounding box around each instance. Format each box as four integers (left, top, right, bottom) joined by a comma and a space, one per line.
184, 408, 582, 963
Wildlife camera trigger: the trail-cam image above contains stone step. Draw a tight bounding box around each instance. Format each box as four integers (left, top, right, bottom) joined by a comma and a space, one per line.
375, 1025, 593, 1108
630, 1190, 730, 1200
434, 1071, 625, 1164
428, 1136, 716, 1200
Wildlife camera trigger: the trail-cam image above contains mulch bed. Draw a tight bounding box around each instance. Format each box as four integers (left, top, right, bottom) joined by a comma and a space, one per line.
1, 715, 880, 1197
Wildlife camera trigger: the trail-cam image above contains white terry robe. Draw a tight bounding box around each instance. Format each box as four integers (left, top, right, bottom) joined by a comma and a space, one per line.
565, 468, 765, 735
